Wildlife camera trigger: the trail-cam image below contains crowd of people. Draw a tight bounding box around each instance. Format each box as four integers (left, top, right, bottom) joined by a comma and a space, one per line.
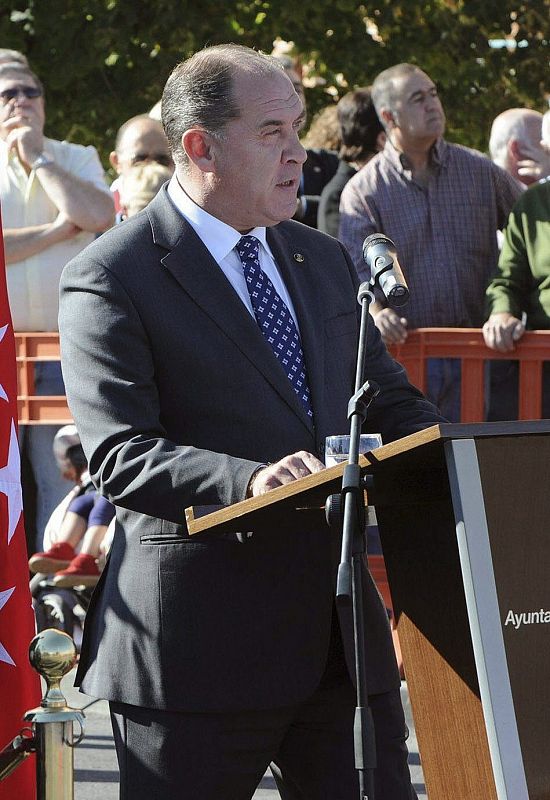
1, 40, 550, 799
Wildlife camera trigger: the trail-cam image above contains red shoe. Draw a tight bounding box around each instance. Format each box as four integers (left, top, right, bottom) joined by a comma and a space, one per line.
29, 542, 75, 574
53, 554, 100, 587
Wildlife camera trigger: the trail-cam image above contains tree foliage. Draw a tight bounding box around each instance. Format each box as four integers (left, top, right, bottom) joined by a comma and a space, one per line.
1, 0, 548, 170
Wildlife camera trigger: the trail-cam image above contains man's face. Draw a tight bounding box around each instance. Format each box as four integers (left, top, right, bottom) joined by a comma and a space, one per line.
203, 69, 307, 232
0, 72, 45, 141
389, 70, 445, 148
111, 119, 173, 176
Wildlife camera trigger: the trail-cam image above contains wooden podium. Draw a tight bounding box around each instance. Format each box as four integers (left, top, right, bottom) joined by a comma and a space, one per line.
186, 421, 550, 800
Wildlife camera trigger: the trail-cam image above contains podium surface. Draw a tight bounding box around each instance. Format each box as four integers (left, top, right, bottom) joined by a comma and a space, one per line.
187, 421, 550, 799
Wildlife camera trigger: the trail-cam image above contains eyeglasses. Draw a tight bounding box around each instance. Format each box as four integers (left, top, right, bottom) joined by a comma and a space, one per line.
128, 152, 172, 168
0, 85, 42, 104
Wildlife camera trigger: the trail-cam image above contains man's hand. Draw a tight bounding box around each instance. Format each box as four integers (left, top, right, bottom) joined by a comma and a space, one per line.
373, 308, 408, 345
4, 113, 44, 170
482, 312, 525, 352
249, 451, 325, 496
517, 155, 550, 183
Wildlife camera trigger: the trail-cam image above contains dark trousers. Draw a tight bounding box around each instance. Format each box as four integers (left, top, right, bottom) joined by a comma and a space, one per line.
486, 360, 550, 421
110, 679, 416, 800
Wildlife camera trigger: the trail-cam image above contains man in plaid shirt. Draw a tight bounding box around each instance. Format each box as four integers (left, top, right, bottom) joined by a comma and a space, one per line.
339, 63, 521, 421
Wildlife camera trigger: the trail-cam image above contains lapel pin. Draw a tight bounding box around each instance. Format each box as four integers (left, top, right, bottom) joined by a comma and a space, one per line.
293, 253, 305, 263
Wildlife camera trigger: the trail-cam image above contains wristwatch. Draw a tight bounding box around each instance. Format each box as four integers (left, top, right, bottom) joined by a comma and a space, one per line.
30, 152, 54, 171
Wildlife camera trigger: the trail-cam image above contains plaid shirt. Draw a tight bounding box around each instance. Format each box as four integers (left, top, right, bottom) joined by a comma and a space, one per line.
339, 139, 522, 328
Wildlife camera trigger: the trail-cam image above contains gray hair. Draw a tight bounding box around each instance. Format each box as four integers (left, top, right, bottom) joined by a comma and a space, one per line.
489, 108, 543, 167
0, 63, 44, 96
0, 48, 28, 67
161, 44, 284, 168
371, 63, 423, 131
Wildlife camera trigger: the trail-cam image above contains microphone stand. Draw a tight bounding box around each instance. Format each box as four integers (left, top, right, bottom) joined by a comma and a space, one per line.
326, 282, 380, 800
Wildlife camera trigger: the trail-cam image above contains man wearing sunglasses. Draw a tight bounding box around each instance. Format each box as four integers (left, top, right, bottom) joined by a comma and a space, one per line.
0, 62, 114, 550
109, 114, 173, 217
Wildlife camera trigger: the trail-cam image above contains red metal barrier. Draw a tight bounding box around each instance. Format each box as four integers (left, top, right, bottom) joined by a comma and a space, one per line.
389, 327, 550, 422
16, 328, 550, 423
15, 332, 71, 424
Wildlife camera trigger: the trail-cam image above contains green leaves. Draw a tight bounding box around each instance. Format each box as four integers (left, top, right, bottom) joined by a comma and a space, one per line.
1, 0, 548, 170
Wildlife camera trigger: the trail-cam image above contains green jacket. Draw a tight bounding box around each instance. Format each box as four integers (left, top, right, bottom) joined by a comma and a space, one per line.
486, 178, 550, 329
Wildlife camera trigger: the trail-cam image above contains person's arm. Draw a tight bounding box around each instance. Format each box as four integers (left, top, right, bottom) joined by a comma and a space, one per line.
338, 181, 409, 344
6, 120, 114, 232
60, 255, 324, 518
482, 311, 525, 352
336, 241, 447, 438
59, 253, 276, 522
3, 213, 80, 264
31, 159, 114, 232
371, 305, 408, 345
484, 202, 530, 352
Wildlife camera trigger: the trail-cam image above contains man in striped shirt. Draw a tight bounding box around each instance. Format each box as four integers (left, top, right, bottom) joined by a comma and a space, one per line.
339, 63, 521, 420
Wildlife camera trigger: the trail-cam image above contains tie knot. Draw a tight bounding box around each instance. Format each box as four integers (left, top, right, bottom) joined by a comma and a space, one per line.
236, 235, 260, 264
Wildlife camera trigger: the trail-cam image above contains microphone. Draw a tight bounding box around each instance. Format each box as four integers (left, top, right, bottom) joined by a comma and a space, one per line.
362, 234, 410, 307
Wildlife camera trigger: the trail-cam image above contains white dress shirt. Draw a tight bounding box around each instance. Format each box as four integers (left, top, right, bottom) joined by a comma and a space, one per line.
0, 137, 110, 331
167, 175, 300, 327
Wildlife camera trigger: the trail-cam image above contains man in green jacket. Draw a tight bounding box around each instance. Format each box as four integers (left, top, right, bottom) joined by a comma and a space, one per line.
483, 111, 550, 418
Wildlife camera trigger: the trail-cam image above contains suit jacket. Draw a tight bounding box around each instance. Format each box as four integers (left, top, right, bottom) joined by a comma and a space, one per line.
318, 161, 357, 238
59, 186, 443, 713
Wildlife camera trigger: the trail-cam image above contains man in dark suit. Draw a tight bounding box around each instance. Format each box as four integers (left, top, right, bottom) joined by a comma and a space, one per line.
59, 44, 443, 799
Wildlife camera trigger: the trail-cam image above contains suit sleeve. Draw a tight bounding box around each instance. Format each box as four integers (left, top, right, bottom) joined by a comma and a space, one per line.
59, 255, 263, 523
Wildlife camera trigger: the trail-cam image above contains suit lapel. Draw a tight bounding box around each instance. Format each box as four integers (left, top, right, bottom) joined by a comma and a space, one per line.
147, 191, 314, 433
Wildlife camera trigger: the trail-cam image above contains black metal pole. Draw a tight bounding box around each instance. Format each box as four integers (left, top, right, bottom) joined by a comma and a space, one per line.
334, 286, 380, 799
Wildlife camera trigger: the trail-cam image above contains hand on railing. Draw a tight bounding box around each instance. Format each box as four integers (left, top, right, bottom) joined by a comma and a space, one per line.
482, 312, 526, 353
372, 308, 408, 345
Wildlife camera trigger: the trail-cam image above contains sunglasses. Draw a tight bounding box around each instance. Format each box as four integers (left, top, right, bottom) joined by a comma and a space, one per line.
129, 152, 172, 168
0, 85, 42, 104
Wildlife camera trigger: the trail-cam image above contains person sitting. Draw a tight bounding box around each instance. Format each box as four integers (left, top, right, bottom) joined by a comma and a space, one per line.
29, 425, 115, 586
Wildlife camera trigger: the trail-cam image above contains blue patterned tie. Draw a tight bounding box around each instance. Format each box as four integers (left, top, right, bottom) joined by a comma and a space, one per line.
236, 235, 313, 419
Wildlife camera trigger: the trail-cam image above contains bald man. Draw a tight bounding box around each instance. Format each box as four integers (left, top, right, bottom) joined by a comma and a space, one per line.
489, 108, 550, 187
109, 114, 173, 216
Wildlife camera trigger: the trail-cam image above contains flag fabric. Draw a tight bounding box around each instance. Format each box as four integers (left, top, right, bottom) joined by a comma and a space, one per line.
0, 206, 40, 798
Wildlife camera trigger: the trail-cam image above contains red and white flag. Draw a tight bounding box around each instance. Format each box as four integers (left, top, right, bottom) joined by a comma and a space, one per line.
0, 206, 40, 798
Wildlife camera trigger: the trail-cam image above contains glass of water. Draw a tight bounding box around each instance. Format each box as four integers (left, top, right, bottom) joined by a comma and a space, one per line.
325, 433, 382, 467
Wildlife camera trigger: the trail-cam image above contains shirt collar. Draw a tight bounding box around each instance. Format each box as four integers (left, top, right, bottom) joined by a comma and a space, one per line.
383, 136, 447, 173
167, 174, 272, 263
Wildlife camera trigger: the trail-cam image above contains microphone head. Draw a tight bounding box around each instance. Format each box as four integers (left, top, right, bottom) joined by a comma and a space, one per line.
362, 233, 394, 266
382, 275, 410, 307
362, 232, 409, 307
